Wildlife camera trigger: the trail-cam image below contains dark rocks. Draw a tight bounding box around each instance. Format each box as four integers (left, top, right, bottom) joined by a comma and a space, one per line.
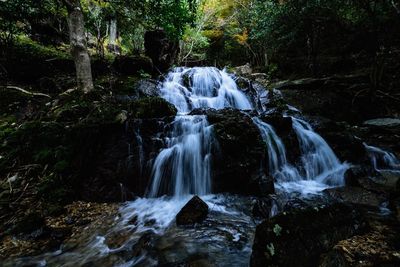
203, 109, 272, 196
130, 97, 177, 119
112, 55, 153, 76
250, 203, 368, 267
176, 196, 209, 226
252, 196, 278, 219
273, 74, 398, 123
144, 30, 179, 73
363, 118, 400, 134
324, 186, 387, 208
135, 79, 160, 98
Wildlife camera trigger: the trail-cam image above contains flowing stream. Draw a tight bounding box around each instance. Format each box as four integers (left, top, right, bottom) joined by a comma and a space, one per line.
6, 67, 351, 266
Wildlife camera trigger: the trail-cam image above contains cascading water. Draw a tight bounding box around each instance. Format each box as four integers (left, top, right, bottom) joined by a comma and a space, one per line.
148, 67, 252, 198
291, 118, 348, 185
364, 143, 400, 173
147, 115, 213, 197
252, 117, 300, 182
253, 116, 348, 195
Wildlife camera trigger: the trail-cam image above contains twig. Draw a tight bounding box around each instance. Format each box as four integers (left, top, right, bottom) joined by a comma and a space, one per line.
11, 182, 30, 204
377, 90, 400, 102
351, 88, 368, 106
4, 86, 51, 98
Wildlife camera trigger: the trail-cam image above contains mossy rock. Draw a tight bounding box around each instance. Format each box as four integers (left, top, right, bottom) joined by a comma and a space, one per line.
130, 97, 177, 119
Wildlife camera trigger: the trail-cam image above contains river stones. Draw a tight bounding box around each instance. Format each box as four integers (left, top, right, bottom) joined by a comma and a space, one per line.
176, 196, 209, 226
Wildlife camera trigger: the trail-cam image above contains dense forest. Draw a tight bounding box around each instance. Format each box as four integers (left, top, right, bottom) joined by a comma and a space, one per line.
1, 0, 400, 266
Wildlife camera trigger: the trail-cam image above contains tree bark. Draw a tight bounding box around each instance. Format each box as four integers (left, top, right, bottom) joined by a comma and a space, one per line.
63, 0, 94, 93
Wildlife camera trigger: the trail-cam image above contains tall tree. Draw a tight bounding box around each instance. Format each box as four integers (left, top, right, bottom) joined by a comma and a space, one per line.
63, 0, 94, 93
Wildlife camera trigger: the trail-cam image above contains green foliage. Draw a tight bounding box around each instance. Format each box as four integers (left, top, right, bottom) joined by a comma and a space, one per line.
243, 0, 400, 73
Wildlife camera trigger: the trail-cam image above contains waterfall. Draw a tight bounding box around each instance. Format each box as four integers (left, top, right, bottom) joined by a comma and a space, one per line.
148, 67, 252, 198
252, 117, 300, 182
253, 116, 348, 194
154, 66, 348, 196
160, 67, 252, 113
291, 118, 349, 186
364, 143, 400, 173
148, 116, 213, 197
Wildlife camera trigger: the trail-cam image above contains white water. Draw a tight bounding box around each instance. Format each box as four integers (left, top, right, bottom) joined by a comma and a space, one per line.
253, 117, 348, 195
160, 67, 252, 113
291, 118, 349, 185
364, 143, 400, 173
252, 117, 300, 182
147, 115, 213, 197
148, 67, 252, 198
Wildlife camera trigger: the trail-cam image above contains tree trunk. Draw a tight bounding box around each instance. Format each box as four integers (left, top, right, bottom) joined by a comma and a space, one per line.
63, 0, 94, 93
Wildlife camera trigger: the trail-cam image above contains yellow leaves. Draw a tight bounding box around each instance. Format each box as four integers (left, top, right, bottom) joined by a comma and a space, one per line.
203, 29, 224, 40
234, 29, 248, 45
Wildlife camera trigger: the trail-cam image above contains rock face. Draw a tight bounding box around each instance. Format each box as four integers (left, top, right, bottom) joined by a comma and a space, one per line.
144, 30, 179, 73
200, 108, 273, 196
176, 196, 209, 225
250, 203, 368, 267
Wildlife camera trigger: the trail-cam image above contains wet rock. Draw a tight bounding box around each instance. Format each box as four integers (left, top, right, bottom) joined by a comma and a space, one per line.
176, 196, 209, 226
324, 186, 387, 208
112, 55, 153, 76
363, 118, 400, 133
234, 77, 269, 112
250, 203, 368, 267
371, 170, 400, 193
144, 30, 179, 72
252, 196, 277, 219
202, 109, 272, 196
344, 165, 397, 195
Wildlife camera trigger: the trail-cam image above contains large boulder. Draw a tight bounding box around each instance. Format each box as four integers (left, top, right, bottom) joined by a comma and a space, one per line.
176, 196, 209, 225
194, 108, 273, 196
250, 203, 368, 267
144, 30, 179, 73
